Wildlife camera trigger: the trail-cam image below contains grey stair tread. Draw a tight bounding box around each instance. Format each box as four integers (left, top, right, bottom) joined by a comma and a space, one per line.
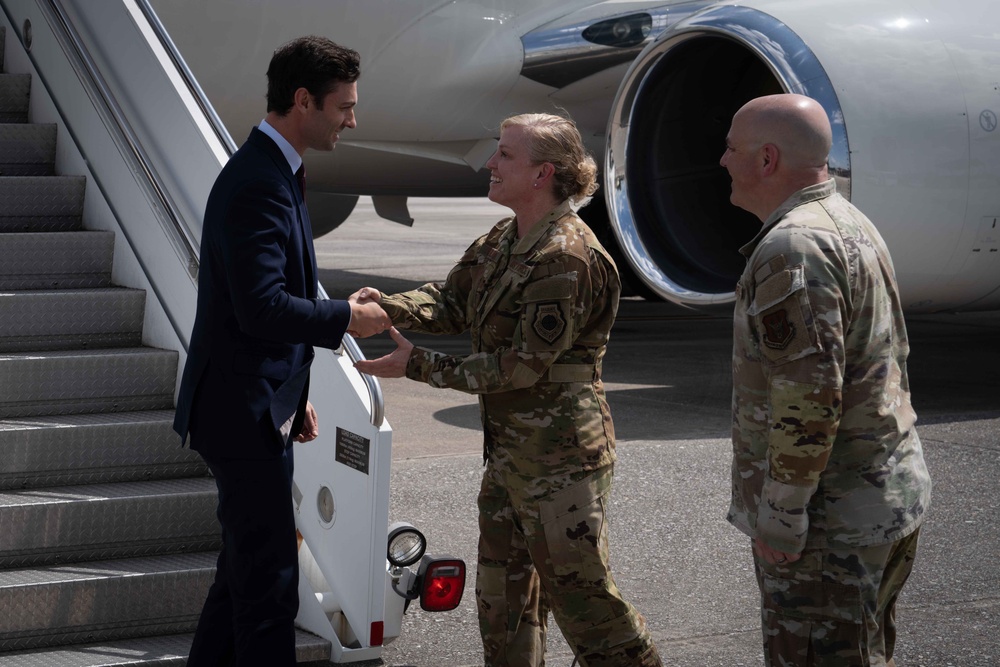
0, 347, 178, 418
0, 73, 30, 123
0, 175, 86, 217
0, 549, 216, 587
0, 477, 217, 508
0, 230, 111, 290
0, 123, 56, 176
0, 478, 219, 567
0, 629, 331, 666
0, 218, 82, 232
0, 287, 145, 352
0, 553, 216, 652
0, 409, 179, 432
0, 410, 203, 490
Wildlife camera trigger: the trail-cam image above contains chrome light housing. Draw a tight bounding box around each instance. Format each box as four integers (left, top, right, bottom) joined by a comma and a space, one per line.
386, 521, 426, 568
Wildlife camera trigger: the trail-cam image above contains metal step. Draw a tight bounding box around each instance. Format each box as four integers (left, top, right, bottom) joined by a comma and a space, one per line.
0, 410, 203, 491
0, 73, 29, 124
0, 176, 85, 233
0, 478, 219, 568
0, 230, 111, 289
0, 287, 145, 352
0, 552, 216, 652
0, 347, 177, 418
0, 629, 332, 666
0, 123, 56, 176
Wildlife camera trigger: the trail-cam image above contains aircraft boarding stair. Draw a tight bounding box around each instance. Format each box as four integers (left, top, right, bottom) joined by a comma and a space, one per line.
0, 26, 331, 665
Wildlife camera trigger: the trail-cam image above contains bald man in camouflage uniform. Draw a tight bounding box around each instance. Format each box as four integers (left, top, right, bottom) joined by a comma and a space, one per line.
721, 94, 931, 666
358, 199, 659, 666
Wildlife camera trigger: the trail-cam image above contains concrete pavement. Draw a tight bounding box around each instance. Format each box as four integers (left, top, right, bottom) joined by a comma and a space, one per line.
316, 197, 1000, 667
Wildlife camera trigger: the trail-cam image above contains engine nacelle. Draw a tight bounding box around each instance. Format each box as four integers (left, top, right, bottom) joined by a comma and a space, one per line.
606, 0, 1000, 312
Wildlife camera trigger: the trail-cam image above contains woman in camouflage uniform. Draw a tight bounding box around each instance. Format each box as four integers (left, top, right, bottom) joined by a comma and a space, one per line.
354, 114, 661, 667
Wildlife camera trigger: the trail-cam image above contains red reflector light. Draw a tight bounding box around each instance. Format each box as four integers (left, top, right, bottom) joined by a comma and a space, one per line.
370, 621, 384, 647
419, 558, 466, 612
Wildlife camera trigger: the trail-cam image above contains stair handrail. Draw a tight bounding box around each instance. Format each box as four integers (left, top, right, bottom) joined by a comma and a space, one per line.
132, 0, 237, 157
132, 0, 385, 428
11, 0, 384, 427
6, 0, 203, 351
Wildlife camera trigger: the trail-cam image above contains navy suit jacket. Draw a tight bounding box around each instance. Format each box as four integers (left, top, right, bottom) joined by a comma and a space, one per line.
173, 128, 351, 459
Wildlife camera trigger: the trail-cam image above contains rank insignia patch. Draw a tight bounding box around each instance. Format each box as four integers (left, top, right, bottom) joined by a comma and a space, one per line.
533, 303, 566, 343
762, 309, 795, 349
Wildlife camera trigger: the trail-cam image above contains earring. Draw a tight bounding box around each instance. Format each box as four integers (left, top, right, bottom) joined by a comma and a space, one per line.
533, 182, 538, 188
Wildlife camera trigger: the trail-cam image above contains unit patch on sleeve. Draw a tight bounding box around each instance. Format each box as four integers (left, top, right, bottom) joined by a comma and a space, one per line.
533, 303, 566, 343
762, 309, 795, 350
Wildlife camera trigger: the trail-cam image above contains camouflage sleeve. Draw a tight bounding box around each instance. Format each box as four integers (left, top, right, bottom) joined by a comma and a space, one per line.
750, 235, 850, 553
403, 252, 610, 394
379, 238, 481, 336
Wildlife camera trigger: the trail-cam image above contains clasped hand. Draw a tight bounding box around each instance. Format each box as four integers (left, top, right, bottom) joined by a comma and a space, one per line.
348, 286, 413, 377
347, 287, 390, 338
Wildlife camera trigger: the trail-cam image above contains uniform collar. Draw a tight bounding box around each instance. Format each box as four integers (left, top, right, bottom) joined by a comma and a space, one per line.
512, 200, 573, 255
739, 179, 837, 257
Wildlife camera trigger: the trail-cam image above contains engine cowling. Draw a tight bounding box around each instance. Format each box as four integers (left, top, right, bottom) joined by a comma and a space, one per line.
605, 1, 1000, 312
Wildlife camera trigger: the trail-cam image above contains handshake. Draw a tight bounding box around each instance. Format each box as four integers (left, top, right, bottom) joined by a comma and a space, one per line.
346, 287, 389, 338
344, 287, 413, 378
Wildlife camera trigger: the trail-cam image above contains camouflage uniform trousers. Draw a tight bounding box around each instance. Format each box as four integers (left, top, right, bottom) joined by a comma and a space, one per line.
753, 528, 921, 666
475, 462, 661, 667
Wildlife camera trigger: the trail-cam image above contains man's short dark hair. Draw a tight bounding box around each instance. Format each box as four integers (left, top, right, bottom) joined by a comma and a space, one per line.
266, 36, 360, 115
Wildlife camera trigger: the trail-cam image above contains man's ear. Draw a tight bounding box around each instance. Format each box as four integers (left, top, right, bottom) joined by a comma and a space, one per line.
293, 87, 312, 112
760, 144, 779, 176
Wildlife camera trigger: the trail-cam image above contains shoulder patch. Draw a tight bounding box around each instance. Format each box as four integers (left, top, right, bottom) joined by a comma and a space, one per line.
761, 309, 795, 349
749, 264, 823, 364
533, 303, 566, 343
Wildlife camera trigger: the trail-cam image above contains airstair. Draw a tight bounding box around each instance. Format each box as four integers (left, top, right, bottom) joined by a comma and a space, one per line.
0, 0, 402, 663
0, 23, 333, 665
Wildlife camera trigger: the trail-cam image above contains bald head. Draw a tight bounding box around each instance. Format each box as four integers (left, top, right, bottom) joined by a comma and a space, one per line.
734, 94, 832, 170
721, 94, 833, 221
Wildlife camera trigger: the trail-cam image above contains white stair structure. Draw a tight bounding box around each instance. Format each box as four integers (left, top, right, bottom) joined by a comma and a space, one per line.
0, 0, 397, 664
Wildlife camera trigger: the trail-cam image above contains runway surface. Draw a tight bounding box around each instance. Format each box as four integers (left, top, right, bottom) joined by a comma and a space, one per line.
316, 197, 1000, 667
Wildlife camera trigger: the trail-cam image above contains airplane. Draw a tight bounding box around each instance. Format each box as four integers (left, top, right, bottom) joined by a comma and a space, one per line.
150, 0, 1000, 314
0, 2, 994, 663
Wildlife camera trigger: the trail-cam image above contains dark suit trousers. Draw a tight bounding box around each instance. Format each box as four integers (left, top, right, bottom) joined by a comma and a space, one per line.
188, 446, 298, 666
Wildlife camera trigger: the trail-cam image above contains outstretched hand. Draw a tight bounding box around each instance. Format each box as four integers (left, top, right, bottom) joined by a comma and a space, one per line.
354, 327, 413, 378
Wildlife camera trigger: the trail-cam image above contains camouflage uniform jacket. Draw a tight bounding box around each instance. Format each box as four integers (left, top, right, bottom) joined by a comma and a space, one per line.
729, 179, 931, 553
380, 201, 620, 480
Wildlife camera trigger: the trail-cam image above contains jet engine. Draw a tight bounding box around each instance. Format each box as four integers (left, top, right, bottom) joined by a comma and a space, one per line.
605, 1, 1000, 312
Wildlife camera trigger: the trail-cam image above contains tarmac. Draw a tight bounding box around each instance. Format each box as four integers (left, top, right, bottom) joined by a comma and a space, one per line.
315, 197, 1000, 667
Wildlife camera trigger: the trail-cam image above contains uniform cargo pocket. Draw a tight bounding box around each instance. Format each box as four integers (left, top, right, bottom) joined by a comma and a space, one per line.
759, 570, 870, 665
538, 469, 612, 585
760, 571, 864, 624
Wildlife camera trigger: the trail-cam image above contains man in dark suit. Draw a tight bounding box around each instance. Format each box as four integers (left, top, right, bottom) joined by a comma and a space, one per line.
173, 36, 390, 666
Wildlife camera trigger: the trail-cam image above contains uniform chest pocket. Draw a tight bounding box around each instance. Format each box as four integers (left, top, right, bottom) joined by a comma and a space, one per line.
747, 264, 822, 365
467, 263, 491, 316
518, 275, 575, 352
